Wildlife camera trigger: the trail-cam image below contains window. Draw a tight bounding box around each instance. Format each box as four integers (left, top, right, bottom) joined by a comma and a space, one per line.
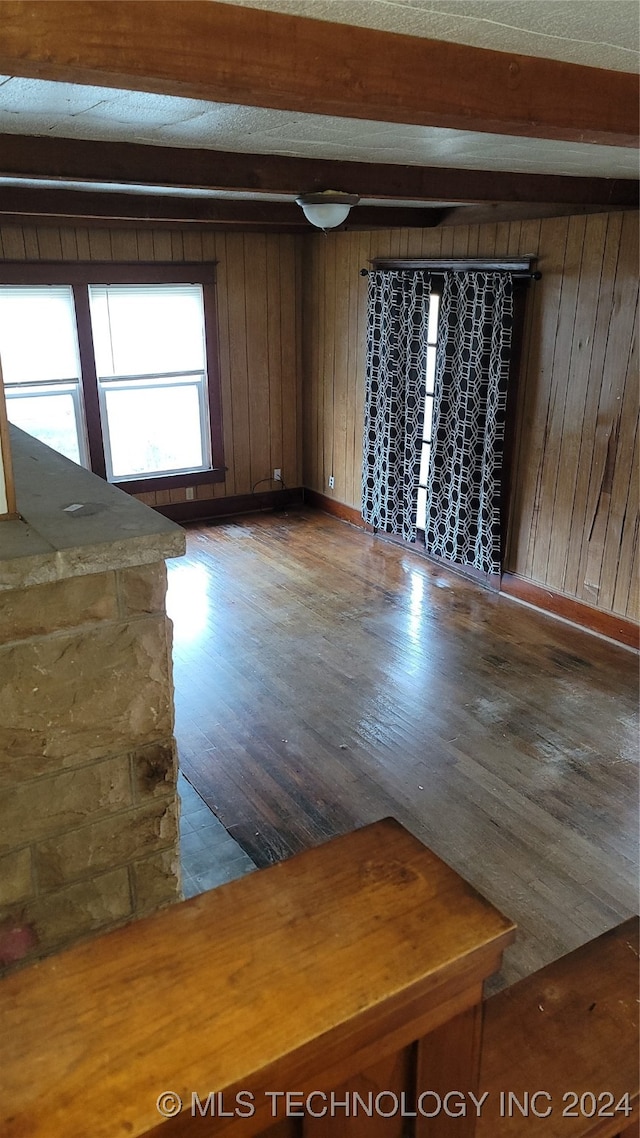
89, 285, 210, 480
0, 265, 224, 492
416, 291, 440, 533
363, 257, 531, 573
0, 286, 88, 466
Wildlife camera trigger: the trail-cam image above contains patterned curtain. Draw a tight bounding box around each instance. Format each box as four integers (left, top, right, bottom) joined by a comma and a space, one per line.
425, 272, 513, 575
362, 271, 431, 542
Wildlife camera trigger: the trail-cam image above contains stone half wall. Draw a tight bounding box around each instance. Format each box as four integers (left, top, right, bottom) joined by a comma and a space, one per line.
0, 561, 181, 974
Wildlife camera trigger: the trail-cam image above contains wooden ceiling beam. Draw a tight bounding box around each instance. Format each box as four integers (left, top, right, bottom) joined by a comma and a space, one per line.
0, 185, 448, 230
1, 136, 637, 209
441, 202, 632, 227
0, 1, 637, 148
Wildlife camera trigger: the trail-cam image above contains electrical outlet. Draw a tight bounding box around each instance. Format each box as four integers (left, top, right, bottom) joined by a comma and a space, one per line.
328, 475, 335, 489
273, 468, 281, 482
185, 487, 195, 500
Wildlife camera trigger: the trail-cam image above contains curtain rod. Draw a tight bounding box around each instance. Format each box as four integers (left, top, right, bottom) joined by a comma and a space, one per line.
361, 256, 541, 280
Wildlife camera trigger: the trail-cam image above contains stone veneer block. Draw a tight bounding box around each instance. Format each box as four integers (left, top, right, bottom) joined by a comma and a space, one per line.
34, 798, 179, 890
119, 563, 167, 615
21, 867, 133, 951
0, 571, 119, 641
0, 755, 133, 852
132, 848, 182, 915
131, 740, 179, 801
0, 429, 185, 973
0, 847, 33, 906
0, 616, 174, 776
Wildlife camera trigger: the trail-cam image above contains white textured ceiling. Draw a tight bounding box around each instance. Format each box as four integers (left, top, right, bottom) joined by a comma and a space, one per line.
214, 0, 640, 72
0, 75, 636, 179
0, 0, 637, 199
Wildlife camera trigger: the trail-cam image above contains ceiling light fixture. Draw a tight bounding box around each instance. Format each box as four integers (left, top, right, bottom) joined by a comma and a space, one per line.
295, 190, 360, 230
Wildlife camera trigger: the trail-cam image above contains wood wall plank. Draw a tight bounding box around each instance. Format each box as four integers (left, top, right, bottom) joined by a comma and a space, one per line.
503, 217, 542, 571
266, 234, 283, 482
562, 213, 623, 597
624, 508, 640, 623
87, 228, 113, 260
333, 239, 351, 503
212, 232, 236, 498
22, 227, 39, 259
611, 403, 639, 618
108, 228, 137, 261
545, 212, 608, 593
279, 235, 301, 492
514, 217, 568, 577
35, 226, 62, 260
59, 226, 79, 260
575, 215, 639, 614
225, 232, 253, 495
0, 225, 26, 259
244, 233, 272, 490
72, 228, 89, 259
315, 233, 326, 495
182, 230, 203, 262
529, 216, 586, 584
150, 228, 171, 261
345, 233, 365, 507
322, 236, 337, 496
598, 295, 639, 613
301, 234, 316, 491
169, 230, 184, 262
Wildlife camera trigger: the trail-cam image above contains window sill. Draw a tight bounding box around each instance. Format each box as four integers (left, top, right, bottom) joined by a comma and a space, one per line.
113, 468, 227, 494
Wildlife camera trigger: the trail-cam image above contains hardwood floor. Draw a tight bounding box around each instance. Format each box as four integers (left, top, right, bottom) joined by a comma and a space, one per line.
167, 508, 638, 989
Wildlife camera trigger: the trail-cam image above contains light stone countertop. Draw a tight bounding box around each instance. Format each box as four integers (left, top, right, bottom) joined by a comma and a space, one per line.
0, 427, 186, 591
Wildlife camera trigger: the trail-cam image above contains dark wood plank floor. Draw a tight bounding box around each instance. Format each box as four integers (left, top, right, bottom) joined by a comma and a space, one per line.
167, 508, 638, 989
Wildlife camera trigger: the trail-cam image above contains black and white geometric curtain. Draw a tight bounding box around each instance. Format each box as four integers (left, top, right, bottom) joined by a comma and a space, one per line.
362, 270, 431, 542
425, 271, 513, 575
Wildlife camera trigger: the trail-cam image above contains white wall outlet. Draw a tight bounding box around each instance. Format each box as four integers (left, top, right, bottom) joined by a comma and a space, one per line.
328, 475, 335, 489
273, 468, 281, 481
185, 487, 195, 500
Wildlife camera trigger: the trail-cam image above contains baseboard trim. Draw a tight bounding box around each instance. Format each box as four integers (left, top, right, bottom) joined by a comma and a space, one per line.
303, 489, 373, 531
302, 492, 639, 650
500, 573, 639, 650
155, 487, 304, 524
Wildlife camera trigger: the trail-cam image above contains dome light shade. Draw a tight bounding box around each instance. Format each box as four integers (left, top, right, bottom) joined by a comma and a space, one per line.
296, 191, 360, 230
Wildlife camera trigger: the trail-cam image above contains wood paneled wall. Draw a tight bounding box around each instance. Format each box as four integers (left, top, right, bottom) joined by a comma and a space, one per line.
1, 214, 637, 622
0, 224, 303, 507
301, 213, 639, 621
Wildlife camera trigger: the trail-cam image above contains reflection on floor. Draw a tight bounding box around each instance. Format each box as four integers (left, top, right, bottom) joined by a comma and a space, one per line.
167, 510, 638, 990
178, 771, 256, 898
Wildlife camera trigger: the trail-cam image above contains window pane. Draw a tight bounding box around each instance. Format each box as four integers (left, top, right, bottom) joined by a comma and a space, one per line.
417, 485, 427, 532
422, 395, 434, 443
426, 347, 437, 395
427, 293, 440, 344
419, 442, 431, 486
6, 389, 82, 464
0, 287, 80, 383
89, 285, 206, 378
103, 381, 205, 478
